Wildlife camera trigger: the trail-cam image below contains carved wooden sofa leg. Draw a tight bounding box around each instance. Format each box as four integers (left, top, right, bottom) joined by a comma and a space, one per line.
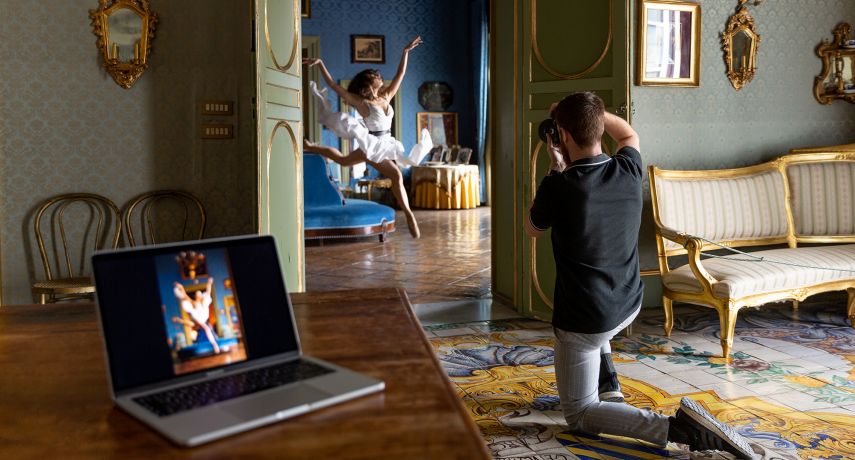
717, 303, 739, 358
663, 297, 674, 337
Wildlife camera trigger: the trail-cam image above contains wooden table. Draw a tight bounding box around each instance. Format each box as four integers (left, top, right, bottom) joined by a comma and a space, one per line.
0, 288, 490, 459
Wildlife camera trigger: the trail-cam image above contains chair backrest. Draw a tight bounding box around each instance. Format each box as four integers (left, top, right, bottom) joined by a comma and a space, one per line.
123, 190, 206, 247
34, 193, 122, 281
303, 153, 345, 207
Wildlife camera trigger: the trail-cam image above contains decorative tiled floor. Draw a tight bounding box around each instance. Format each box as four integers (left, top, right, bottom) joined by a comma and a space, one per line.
305, 205, 855, 457
425, 298, 855, 460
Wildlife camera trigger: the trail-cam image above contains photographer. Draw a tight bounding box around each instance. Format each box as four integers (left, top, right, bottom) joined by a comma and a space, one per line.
525, 92, 753, 459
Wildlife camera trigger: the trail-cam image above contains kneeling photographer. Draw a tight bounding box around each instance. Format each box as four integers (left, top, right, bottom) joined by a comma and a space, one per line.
524, 92, 754, 459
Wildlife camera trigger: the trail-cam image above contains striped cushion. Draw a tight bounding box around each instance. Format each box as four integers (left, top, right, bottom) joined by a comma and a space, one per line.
655, 171, 790, 250
662, 244, 855, 299
787, 162, 855, 236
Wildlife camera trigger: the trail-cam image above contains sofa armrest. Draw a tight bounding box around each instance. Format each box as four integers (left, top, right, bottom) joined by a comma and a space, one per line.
658, 225, 690, 247
656, 225, 719, 295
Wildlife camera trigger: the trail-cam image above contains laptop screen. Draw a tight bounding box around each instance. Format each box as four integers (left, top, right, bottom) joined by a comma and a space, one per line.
93, 235, 300, 393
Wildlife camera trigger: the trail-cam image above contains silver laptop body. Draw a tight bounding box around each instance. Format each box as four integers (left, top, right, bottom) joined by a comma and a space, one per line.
93, 235, 384, 446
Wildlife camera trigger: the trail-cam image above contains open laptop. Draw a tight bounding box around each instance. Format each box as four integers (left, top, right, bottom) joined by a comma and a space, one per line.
92, 235, 384, 446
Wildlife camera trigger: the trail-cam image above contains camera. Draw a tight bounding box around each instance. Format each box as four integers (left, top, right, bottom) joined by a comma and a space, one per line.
538, 118, 558, 146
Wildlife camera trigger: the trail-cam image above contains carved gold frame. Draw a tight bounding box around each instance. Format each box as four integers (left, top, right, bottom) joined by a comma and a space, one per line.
721, 1, 760, 91
649, 150, 855, 358
89, 0, 157, 89
637, 0, 701, 87
814, 22, 855, 104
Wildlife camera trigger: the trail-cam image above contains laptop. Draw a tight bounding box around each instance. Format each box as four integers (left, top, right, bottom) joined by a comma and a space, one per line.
92, 235, 384, 446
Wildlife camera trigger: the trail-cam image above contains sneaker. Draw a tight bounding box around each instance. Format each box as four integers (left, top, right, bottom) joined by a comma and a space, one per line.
598, 353, 624, 403
669, 397, 755, 459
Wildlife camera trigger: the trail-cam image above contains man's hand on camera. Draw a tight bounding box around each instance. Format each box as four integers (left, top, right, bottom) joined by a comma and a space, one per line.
545, 133, 567, 174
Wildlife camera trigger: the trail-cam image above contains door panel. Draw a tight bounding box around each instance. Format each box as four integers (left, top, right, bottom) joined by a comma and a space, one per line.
491, 0, 629, 320
530, 1, 613, 81
256, 0, 304, 291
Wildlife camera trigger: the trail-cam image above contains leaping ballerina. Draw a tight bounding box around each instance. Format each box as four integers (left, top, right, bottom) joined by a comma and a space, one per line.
302, 35, 432, 238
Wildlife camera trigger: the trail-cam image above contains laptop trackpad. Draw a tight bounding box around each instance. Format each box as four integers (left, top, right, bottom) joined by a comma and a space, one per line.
222, 383, 331, 421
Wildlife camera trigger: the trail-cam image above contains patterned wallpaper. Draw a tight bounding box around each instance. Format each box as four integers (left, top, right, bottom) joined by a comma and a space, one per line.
301, 0, 479, 151
632, 0, 855, 270
0, 0, 256, 304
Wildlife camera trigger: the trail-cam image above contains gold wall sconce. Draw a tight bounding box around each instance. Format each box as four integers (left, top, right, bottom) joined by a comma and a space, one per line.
89, 0, 157, 89
721, 0, 761, 91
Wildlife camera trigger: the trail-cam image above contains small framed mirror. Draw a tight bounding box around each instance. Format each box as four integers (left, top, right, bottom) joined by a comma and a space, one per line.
417, 112, 458, 147
89, 0, 157, 89
721, 1, 760, 91
637, 0, 701, 87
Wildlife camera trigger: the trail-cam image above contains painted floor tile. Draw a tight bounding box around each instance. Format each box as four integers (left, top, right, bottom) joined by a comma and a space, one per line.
428, 299, 855, 459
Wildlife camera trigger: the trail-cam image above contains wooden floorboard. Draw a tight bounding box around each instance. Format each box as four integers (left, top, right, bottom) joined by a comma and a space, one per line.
305, 207, 491, 304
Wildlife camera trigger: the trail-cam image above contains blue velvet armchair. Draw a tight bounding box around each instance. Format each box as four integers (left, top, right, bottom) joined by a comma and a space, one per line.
303, 153, 396, 241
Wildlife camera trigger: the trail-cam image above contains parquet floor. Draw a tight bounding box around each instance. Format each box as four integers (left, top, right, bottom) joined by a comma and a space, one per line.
305, 207, 491, 304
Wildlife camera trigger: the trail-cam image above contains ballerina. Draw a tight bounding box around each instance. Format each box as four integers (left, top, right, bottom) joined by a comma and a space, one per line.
302, 36, 431, 238
173, 278, 220, 354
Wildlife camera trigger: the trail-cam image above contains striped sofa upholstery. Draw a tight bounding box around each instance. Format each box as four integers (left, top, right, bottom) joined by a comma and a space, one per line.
649, 151, 855, 358
787, 162, 855, 237
654, 170, 790, 251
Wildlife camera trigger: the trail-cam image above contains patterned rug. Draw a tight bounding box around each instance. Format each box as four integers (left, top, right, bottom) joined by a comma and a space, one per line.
425, 298, 855, 459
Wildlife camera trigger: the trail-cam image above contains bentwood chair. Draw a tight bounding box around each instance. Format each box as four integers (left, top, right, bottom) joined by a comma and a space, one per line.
122, 190, 206, 247
32, 193, 122, 304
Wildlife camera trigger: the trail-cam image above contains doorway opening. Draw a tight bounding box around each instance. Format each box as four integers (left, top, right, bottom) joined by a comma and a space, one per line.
300, 0, 493, 308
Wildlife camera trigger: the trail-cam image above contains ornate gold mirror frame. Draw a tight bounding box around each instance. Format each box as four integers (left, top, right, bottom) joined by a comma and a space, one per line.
814, 22, 855, 104
721, 0, 760, 91
637, 0, 701, 87
89, 0, 157, 89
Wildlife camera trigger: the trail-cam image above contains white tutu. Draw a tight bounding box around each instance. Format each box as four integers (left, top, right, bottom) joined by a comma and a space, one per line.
309, 81, 432, 166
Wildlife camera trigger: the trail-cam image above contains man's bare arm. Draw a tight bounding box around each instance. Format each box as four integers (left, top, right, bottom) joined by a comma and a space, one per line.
603, 112, 640, 152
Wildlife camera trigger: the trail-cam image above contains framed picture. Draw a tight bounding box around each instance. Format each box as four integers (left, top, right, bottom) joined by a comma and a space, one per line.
301, 0, 310, 18
637, 0, 701, 87
427, 146, 446, 164
351, 35, 385, 64
455, 147, 473, 165
417, 111, 458, 147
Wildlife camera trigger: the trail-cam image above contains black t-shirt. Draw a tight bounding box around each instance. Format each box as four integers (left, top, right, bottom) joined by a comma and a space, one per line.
528, 146, 643, 334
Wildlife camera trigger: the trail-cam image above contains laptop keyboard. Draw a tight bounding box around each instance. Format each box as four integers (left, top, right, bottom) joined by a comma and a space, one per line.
133, 359, 333, 417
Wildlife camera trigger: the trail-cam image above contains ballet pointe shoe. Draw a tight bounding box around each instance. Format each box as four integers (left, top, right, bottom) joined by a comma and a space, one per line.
404, 211, 421, 238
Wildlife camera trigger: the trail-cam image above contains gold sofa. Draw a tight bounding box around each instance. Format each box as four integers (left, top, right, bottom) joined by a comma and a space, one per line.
649, 150, 855, 357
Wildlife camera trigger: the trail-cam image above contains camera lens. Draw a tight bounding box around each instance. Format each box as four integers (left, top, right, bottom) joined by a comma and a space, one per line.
538, 119, 558, 145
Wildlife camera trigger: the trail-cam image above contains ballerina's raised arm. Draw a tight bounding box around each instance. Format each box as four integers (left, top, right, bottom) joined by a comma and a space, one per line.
380, 36, 422, 101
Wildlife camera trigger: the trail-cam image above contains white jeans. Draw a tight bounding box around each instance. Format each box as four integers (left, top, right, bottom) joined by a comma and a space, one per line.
553, 307, 670, 446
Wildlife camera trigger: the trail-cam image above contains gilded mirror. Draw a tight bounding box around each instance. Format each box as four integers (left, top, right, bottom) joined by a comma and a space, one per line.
89, 0, 157, 89
721, 0, 760, 90
637, 0, 701, 87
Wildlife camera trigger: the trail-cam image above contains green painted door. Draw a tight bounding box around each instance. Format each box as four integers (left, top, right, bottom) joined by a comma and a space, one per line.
491, 0, 630, 320
255, 0, 304, 291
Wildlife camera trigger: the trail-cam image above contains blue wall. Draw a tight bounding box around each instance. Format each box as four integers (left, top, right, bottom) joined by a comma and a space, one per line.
302, 0, 478, 152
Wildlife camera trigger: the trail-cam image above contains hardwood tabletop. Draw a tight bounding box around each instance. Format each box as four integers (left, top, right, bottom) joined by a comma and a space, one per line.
0, 288, 490, 459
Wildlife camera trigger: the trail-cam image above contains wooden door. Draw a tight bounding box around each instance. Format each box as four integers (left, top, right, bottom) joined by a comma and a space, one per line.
491, 0, 631, 320
255, 0, 304, 291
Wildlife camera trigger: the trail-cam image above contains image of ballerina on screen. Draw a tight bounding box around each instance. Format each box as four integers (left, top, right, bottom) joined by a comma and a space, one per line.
156, 249, 248, 375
